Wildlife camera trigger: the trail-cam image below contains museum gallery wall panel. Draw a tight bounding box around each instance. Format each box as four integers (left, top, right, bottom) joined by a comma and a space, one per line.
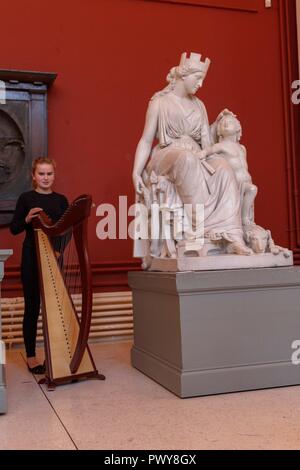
147, 0, 259, 12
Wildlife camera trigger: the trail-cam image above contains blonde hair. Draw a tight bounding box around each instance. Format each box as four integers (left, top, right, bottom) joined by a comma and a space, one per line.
32, 157, 56, 189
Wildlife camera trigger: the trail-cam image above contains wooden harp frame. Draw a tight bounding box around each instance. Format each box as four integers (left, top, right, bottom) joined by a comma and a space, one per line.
32, 194, 105, 389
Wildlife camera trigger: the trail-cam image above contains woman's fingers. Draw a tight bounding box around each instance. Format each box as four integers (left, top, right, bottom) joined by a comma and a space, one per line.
30, 207, 43, 215
25, 207, 43, 223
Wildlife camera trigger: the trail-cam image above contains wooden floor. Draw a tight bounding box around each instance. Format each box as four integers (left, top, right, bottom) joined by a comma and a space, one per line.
1, 340, 300, 450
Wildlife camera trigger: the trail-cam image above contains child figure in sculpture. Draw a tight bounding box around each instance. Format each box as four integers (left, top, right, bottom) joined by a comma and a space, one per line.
199, 113, 257, 226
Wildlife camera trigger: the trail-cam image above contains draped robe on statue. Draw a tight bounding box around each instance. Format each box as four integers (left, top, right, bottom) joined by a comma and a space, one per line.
145, 92, 244, 242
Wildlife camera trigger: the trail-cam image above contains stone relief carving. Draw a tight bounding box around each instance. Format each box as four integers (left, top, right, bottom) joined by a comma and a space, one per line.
0, 110, 25, 191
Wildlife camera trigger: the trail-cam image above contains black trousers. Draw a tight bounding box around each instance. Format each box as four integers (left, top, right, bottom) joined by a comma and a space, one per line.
21, 245, 40, 358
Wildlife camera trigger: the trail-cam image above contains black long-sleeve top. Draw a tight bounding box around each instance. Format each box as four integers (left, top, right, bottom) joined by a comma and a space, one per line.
10, 190, 69, 251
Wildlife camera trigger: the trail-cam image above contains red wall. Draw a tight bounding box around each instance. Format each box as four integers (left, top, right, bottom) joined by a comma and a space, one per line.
0, 0, 297, 293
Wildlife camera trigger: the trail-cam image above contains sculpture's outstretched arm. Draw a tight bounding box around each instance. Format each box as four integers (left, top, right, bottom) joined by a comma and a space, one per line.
132, 99, 159, 194
199, 142, 226, 160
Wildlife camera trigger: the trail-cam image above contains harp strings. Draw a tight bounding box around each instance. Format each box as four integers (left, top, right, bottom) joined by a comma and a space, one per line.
52, 229, 83, 349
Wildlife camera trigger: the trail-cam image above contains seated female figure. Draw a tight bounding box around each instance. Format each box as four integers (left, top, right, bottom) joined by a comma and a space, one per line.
132, 52, 252, 259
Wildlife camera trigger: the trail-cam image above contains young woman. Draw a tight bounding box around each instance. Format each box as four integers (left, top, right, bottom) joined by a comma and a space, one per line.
10, 157, 68, 374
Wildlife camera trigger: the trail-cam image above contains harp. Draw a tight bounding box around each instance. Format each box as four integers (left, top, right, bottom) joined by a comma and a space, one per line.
32, 194, 105, 389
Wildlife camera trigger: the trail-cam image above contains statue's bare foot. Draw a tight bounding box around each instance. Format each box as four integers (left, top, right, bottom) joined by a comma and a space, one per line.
227, 241, 253, 256
270, 245, 291, 258
142, 256, 151, 270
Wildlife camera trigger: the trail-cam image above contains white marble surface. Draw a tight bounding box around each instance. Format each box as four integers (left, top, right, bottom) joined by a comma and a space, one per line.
1, 342, 300, 449
150, 251, 294, 272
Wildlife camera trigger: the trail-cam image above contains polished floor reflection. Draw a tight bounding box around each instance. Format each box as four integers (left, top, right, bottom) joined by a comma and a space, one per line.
1, 340, 300, 450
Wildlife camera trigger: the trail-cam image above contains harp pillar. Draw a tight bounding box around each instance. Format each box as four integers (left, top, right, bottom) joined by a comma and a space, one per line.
0, 249, 13, 414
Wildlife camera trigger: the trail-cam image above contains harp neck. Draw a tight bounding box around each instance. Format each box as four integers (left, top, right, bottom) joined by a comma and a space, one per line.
32, 194, 92, 236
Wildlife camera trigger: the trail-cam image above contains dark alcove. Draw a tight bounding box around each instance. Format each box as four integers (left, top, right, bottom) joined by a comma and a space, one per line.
0, 70, 57, 225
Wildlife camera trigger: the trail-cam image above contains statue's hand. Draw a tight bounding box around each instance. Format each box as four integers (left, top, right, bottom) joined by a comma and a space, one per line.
133, 174, 145, 195
198, 150, 207, 160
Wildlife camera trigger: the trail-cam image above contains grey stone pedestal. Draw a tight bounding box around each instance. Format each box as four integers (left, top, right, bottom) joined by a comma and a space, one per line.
0, 250, 13, 413
129, 267, 300, 398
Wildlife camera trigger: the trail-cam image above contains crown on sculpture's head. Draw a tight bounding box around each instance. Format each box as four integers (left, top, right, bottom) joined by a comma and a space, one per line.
179, 52, 211, 77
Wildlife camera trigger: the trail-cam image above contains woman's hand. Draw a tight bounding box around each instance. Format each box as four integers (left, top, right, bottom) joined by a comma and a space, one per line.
133, 174, 145, 195
25, 207, 42, 224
